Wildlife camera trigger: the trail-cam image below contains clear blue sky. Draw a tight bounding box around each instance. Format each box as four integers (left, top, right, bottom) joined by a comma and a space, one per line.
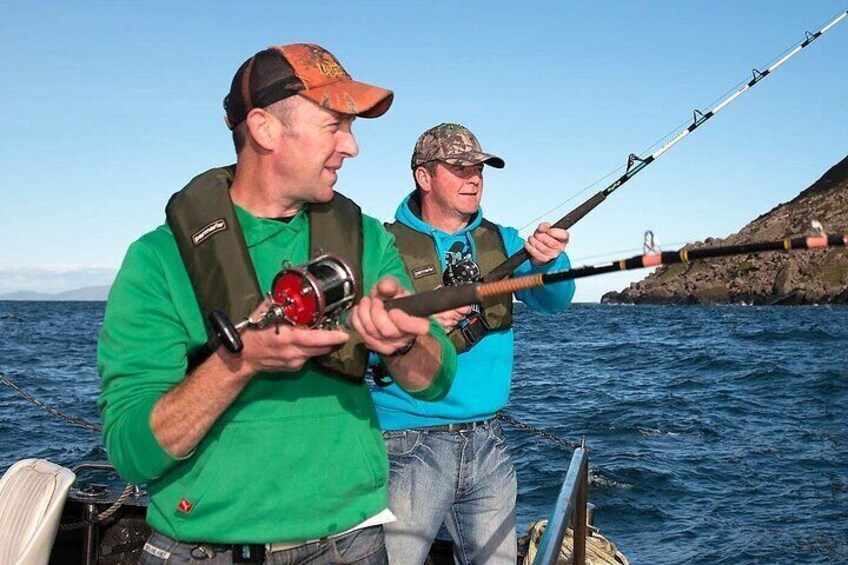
1, 1, 846, 301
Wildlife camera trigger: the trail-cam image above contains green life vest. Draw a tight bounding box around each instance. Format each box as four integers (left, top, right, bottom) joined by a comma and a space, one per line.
385, 218, 513, 353
166, 165, 368, 381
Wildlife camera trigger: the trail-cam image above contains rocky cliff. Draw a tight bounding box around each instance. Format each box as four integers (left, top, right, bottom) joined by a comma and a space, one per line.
602, 156, 848, 305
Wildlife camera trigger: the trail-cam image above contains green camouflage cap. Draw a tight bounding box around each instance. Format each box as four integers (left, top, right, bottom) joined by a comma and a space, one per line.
411, 123, 505, 169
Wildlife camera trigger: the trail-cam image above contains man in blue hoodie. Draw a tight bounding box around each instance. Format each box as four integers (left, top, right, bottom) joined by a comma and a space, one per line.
372, 123, 575, 564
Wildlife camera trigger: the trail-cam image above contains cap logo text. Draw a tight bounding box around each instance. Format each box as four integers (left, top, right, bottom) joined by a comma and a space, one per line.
192, 219, 227, 245
318, 62, 346, 78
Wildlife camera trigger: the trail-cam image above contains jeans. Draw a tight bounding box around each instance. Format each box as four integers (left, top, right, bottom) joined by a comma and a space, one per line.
140, 526, 388, 565
383, 420, 517, 565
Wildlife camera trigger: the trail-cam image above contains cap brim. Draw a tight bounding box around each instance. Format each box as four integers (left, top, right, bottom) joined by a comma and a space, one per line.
299, 79, 394, 118
443, 152, 505, 169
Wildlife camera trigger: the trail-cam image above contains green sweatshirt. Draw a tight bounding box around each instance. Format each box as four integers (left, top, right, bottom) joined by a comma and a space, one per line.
97, 203, 456, 544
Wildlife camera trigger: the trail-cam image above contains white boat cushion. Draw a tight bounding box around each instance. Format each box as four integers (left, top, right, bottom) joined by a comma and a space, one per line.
0, 459, 76, 565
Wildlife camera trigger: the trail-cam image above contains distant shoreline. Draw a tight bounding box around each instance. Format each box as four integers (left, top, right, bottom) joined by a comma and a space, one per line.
0, 299, 107, 303
0, 285, 111, 302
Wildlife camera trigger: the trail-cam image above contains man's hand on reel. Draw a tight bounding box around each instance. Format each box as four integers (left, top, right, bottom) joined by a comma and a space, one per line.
221, 300, 349, 377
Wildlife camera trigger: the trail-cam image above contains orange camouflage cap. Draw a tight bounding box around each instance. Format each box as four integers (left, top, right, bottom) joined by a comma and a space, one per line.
223, 43, 394, 129
411, 123, 505, 169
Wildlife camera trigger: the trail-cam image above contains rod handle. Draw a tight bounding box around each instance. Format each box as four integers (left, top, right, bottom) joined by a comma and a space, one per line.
484, 191, 608, 282
385, 285, 480, 318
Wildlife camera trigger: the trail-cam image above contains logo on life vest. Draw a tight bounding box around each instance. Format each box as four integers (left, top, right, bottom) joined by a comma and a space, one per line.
412, 265, 437, 279
177, 499, 194, 513
192, 219, 227, 245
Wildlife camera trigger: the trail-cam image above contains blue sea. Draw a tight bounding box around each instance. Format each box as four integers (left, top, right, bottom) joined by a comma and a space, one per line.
1, 301, 846, 564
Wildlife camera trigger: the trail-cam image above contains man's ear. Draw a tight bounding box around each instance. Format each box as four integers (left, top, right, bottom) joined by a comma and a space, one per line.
414, 166, 432, 194
245, 108, 277, 151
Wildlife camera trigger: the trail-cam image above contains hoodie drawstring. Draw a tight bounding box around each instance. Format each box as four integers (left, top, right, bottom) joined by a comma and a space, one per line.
466, 233, 478, 265
431, 229, 448, 271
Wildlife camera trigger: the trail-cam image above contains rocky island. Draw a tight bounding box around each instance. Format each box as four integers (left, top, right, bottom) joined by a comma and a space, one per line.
602, 155, 848, 305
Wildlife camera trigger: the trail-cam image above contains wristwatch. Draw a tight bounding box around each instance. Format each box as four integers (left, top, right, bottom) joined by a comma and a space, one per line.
388, 337, 417, 357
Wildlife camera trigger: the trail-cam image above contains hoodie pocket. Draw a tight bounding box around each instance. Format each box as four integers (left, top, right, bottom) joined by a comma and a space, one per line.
169, 414, 388, 540
171, 427, 235, 525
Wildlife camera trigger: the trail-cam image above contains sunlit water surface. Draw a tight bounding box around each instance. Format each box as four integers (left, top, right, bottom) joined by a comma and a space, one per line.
1, 302, 846, 564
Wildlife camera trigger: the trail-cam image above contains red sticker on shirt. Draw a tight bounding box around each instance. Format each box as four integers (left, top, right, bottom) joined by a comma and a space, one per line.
177, 499, 194, 513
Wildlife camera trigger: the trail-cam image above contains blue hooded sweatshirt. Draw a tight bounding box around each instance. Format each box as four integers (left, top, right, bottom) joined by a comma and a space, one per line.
371, 192, 576, 430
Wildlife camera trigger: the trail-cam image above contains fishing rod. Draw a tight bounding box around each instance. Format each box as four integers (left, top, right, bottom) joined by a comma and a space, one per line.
387, 233, 848, 317
483, 9, 848, 283
203, 231, 844, 353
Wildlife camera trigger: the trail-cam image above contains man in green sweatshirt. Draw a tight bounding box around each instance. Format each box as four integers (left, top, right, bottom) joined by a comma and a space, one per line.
98, 44, 456, 565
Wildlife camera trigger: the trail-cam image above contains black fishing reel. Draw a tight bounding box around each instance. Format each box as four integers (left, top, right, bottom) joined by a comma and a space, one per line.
368, 257, 486, 389
209, 254, 357, 354
442, 258, 482, 287
441, 257, 490, 347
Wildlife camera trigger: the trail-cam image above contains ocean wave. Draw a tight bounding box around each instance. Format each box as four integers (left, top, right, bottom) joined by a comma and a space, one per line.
735, 326, 840, 343
3, 302, 847, 564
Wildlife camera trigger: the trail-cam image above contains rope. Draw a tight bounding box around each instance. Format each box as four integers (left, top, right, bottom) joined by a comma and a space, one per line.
498, 412, 582, 450
3, 370, 583, 523
0, 372, 102, 432
59, 484, 137, 531
0, 372, 141, 529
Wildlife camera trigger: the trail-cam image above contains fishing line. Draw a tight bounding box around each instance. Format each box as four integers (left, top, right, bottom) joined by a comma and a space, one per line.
511, 9, 847, 248
571, 241, 690, 265
517, 167, 623, 234
387, 233, 848, 317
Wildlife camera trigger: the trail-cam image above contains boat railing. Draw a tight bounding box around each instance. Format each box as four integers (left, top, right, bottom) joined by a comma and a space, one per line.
532, 440, 589, 565
66, 461, 145, 565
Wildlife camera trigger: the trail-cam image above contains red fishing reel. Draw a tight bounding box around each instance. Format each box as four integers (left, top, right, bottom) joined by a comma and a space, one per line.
209, 254, 357, 354
270, 254, 357, 328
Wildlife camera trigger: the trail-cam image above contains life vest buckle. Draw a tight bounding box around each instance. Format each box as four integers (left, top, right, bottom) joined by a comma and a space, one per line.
460, 311, 491, 346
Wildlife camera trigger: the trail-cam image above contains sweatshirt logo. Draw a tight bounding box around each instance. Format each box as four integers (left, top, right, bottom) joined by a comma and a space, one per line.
412, 265, 436, 279
177, 499, 194, 513
192, 219, 227, 245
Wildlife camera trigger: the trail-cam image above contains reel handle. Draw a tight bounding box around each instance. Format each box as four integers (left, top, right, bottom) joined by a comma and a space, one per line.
209, 310, 244, 353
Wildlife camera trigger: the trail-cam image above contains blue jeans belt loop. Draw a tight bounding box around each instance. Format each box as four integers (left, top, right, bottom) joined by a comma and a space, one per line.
421, 416, 495, 432
267, 537, 327, 552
